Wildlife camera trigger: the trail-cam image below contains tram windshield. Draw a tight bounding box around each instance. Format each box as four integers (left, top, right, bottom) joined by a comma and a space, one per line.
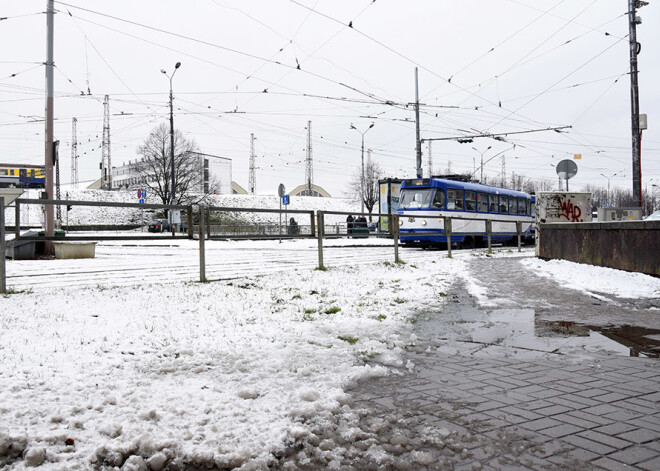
400, 188, 434, 209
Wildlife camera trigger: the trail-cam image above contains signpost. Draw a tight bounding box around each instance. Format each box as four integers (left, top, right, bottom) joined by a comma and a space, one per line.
556, 160, 578, 191
137, 189, 146, 231
278, 184, 285, 242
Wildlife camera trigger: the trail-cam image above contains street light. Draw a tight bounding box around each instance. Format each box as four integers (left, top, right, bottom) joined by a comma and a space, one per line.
161, 62, 181, 209
600, 172, 619, 206
350, 122, 375, 214
472, 146, 492, 183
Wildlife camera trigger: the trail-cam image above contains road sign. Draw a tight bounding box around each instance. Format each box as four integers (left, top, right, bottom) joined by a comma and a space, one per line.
282, 195, 290, 205
137, 189, 142, 199
139, 198, 144, 204
278, 183, 286, 198
556, 160, 578, 180
141, 189, 147, 198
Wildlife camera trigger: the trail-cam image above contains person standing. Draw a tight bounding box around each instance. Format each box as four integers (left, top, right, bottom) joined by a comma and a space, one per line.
346, 214, 354, 234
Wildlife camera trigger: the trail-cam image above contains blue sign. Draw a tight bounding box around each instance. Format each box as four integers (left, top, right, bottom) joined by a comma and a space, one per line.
139, 198, 145, 204
141, 189, 147, 198
282, 195, 290, 205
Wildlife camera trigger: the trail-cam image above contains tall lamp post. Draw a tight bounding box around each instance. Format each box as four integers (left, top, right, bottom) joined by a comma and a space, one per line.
600, 172, 619, 206
472, 145, 492, 183
350, 123, 375, 214
161, 62, 181, 207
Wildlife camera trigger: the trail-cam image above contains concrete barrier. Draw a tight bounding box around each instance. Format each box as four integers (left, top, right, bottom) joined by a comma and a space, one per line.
52, 241, 97, 259
538, 220, 660, 276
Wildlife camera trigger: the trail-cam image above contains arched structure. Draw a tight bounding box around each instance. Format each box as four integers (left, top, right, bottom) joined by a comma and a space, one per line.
288, 184, 331, 198
232, 181, 248, 194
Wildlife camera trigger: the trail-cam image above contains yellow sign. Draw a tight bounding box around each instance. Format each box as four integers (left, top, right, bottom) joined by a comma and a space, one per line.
573, 154, 582, 160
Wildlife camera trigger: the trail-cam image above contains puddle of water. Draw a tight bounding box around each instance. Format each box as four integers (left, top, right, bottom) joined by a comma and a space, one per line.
423, 306, 660, 358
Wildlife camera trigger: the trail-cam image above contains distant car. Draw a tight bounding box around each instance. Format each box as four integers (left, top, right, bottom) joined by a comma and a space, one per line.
148, 219, 170, 233
646, 210, 660, 221
368, 223, 377, 232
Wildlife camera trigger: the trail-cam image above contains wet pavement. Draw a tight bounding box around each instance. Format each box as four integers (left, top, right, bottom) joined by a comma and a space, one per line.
283, 253, 660, 470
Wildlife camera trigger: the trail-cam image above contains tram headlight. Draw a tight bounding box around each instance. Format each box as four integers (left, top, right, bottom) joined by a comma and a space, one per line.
398, 219, 403, 226
421, 220, 427, 226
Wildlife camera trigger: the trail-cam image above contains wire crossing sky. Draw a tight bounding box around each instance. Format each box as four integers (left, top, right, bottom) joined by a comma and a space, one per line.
0, 0, 658, 195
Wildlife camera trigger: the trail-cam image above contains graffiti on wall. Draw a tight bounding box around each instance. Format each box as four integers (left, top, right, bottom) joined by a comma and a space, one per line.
559, 199, 582, 222
536, 192, 592, 223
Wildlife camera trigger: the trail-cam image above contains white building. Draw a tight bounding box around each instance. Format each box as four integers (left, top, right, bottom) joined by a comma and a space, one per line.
111, 152, 232, 195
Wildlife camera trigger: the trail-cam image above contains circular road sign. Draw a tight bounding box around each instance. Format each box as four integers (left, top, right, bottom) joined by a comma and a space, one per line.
278, 183, 286, 198
556, 159, 578, 180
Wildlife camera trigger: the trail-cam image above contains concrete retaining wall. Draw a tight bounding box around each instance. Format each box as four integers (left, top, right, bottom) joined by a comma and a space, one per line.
538, 220, 660, 276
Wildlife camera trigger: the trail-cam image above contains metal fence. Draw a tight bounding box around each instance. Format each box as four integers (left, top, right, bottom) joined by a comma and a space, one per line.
2, 198, 525, 292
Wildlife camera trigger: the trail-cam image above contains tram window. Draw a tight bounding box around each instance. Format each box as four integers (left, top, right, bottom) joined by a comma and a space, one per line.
489, 195, 498, 212
432, 189, 445, 208
447, 189, 464, 210
400, 189, 433, 209
478, 192, 488, 212
465, 191, 476, 211
518, 198, 527, 215
0, 169, 7, 175
500, 196, 509, 213
509, 198, 517, 214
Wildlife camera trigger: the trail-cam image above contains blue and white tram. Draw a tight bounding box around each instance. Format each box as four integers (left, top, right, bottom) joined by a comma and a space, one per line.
397, 178, 534, 247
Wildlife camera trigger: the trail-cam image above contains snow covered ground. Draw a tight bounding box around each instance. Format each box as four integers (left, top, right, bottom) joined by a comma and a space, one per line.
2, 221, 659, 470
1, 243, 454, 470
3, 189, 362, 228
0, 241, 660, 470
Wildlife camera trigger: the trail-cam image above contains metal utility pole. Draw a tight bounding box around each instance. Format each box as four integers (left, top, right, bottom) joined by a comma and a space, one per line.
305, 121, 313, 192
350, 123, 375, 214
101, 95, 111, 190
55, 140, 61, 221
44, 0, 55, 242
161, 62, 181, 204
249, 133, 256, 194
71, 117, 78, 189
628, 0, 646, 207
414, 67, 422, 178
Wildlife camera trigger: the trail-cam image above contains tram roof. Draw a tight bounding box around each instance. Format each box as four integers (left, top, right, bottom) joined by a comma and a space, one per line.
401, 178, 530, 198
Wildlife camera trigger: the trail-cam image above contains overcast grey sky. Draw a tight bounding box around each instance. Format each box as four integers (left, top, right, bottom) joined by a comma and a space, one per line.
1, 0, 658, 196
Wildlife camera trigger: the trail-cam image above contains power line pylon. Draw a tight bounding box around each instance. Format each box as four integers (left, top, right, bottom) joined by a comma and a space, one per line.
427, 141, 433, 177
101, 95, 111, 190
249, 133, 256, 194
305, 121, 313, 193
71, 117, 78, 189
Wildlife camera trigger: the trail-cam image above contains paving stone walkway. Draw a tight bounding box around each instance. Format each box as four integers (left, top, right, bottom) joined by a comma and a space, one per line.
345, 255, 660, 470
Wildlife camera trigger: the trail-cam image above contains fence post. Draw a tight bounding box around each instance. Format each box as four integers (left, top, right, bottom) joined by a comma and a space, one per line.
486, 219, 492, 251
393, 214, 400, 264
206, 207, 211, 240
445, 216, 452, 258
516, 221, 522, 252
309, 211, 316, 237
15, 200, 20, 239
198, 206, 206, 282
187, 206, 194, 239
1, 197, 6, 294
316, 211, 325, 269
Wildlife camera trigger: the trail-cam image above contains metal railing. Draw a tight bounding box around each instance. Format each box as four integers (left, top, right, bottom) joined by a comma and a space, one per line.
13, 198, 194, 240
398, 212, 529, 257
200, 205, 315, 240
1, 197, 531, 292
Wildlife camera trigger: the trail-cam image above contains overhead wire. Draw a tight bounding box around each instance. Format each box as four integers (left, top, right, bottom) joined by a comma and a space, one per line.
421, 0, 569, 99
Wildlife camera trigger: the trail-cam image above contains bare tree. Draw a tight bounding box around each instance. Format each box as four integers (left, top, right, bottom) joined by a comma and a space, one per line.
135, 123, 202, 205
347, 158, 384, 218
